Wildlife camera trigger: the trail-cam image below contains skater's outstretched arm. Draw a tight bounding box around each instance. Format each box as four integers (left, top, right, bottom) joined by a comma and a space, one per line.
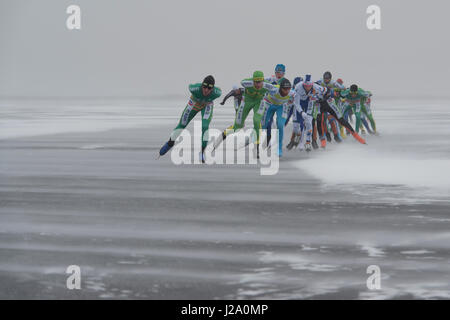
220, 88, 242, 105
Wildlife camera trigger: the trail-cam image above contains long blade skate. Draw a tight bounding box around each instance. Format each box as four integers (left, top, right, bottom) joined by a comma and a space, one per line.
351, 132, 367, 145
158, 141, 174, 157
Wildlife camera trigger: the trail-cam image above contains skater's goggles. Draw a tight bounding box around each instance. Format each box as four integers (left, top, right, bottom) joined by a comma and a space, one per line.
202, 83, 214, 89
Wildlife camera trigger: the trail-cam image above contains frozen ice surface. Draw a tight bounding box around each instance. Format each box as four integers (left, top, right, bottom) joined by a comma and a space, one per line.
0, 98, 449, 299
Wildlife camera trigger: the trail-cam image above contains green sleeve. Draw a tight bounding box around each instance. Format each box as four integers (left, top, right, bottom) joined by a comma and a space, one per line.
340, 89, 349, 98
358, 88, 371, 100
189, 83, 202, 95
211, 87, 222, 100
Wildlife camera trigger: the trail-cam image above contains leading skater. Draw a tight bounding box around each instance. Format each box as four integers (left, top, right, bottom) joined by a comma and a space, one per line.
158, 75, 222, 163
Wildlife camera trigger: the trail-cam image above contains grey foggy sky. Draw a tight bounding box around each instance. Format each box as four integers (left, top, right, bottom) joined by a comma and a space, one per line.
1, 0, 449, 98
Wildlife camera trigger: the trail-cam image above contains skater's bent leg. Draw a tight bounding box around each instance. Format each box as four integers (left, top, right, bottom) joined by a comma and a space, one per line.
252, 107, 263, 144
362, 105, 377, 132
312, 118, 318, 141
232, 101, 252, 133
301, 112, 313, 143
262, 103, 276, 146
275, 107, 286, 154
329, 116, 339, 137
170, 103, 198, 142
201, 105, 214, 150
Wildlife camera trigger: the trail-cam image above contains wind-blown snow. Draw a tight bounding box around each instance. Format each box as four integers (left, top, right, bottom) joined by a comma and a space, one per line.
292, 100, 450, 197
295, 146, 450, 190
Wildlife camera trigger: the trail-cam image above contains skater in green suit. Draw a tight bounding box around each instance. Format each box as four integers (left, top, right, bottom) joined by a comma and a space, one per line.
341, 84, 375, 134
213, 71, 276, 158
159, 75, 221, 163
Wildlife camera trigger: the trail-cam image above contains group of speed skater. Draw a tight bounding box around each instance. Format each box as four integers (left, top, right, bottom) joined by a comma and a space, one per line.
159, 64, 378, 162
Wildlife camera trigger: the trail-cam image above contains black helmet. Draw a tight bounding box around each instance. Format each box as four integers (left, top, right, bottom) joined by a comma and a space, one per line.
350, 84, 358, 92
323, 71, 332, 80
202, 75, 215, 88
279, 78, 292, 89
